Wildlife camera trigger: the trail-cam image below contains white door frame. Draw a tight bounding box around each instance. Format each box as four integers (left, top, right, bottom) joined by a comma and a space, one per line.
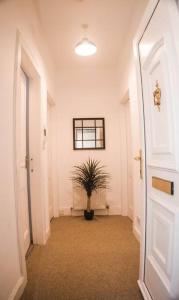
124, 96, 133, 221
13, 31, 49, 297
120, 90, 133, 219
47, 92, 59, 218
47, 93, 59, 218
120, 91, 129, 217
133, 0, 179, 299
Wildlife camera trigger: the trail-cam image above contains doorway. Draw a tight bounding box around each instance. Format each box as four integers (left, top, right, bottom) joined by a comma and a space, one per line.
14, 41, 50, 296
18, 68, 33, 255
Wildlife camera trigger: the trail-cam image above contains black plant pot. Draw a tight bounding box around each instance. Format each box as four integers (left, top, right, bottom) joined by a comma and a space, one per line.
84, 210, 94, 220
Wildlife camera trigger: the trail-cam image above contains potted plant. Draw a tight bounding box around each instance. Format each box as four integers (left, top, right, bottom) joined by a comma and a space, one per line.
72, 158, 109, 220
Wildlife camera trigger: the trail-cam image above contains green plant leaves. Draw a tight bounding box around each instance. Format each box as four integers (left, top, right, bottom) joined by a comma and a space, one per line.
71, 158, 110, 198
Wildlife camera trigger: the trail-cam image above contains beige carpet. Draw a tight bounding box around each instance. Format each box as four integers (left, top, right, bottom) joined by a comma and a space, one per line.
21, 216, 143, 300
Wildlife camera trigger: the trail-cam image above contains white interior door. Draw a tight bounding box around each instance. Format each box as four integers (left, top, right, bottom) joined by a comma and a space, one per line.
47, 102, 54, 221
139, 1, 179, 299
18, 69, 32, 254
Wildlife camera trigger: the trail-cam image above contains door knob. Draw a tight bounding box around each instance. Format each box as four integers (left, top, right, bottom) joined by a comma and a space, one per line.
134, 155, 141, 161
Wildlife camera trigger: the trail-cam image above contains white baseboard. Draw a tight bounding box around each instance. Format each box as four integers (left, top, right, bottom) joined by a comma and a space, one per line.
138, 280, 152, 300
95, 209, 108, 215
60, 208, 108, 216
109, 206, 121, 215
59, 206, 121, 216
59, 208, 72, 216
133, 224, 141, 242
53, 211, 60, 218
45, 227, 51, 243
8, 276, 26, 300
72, 210, 83, 216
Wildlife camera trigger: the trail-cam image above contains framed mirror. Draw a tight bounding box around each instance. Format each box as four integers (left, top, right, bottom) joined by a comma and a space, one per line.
73, 118, 105, 150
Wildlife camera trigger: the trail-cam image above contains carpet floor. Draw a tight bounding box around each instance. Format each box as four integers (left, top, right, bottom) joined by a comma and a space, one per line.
21, 216, 143, 300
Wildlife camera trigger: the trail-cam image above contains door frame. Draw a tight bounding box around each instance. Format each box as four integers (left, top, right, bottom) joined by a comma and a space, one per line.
124, 97, 133, 221
19, 68, 33, 253
47, 93, 59, 218
120, 90, 133, 220
47, 95, 54, 221
47, 94, 58, 220
13, 31, 49, 298
133, 0, 179, 299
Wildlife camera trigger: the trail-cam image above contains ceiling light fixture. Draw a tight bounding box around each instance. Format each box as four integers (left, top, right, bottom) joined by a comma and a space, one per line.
75, 24, 97, 57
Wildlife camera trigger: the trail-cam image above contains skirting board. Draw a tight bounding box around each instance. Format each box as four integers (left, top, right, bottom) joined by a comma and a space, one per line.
109, 207, 121, 215
133, 224, 141, 242
138, 280, 152, 300
8, 276, 26, 300
45, 227, 51, 244
59, 207, 121, 216
71, 209, 108, 216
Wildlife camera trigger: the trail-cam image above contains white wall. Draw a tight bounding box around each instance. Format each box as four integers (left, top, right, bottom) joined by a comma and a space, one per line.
119, 52, 143, 241
56, 68, 124, 215
117, 52, 142, 240
116, 0, 148, 100
117, 59, 142, 241
0, 0, 56, 299
115, 0, 148, 239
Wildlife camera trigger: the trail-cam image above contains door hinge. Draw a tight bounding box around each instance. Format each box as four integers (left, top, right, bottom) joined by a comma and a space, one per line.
25, 156, 30, 169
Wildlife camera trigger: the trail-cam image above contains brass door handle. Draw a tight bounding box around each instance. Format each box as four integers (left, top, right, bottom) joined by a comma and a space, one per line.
134, 150, 143, 179
134, 156, 141, 161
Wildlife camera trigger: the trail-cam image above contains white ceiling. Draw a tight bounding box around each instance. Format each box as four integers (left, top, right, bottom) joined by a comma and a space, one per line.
35, 0, 148, 69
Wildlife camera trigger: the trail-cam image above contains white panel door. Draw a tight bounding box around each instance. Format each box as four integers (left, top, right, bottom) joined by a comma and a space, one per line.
139, 1, 179, 299
18, 69, 31, 254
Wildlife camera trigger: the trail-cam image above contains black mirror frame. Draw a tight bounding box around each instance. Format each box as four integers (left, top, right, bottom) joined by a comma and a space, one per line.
73, 118, 105, 150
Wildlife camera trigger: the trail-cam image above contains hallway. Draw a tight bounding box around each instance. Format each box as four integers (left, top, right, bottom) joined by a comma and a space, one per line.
2, 1, 179, 299
21, 216, 142, 300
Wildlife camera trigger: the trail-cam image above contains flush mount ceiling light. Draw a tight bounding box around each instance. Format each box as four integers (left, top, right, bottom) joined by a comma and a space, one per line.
75, 24, 97, 57
75, 38, 97, 56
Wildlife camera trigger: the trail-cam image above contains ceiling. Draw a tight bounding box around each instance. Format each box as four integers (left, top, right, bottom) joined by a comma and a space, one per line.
35, 0, 148, 69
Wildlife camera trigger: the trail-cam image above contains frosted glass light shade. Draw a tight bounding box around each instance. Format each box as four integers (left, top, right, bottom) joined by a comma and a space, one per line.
75, 38, 97, 56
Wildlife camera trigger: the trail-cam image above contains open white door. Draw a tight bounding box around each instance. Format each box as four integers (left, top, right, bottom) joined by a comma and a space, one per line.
138, 1, 179, 299
17, 69, 32, 255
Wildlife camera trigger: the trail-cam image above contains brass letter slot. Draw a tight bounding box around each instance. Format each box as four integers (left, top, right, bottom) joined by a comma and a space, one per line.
152, 177, 174, 195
